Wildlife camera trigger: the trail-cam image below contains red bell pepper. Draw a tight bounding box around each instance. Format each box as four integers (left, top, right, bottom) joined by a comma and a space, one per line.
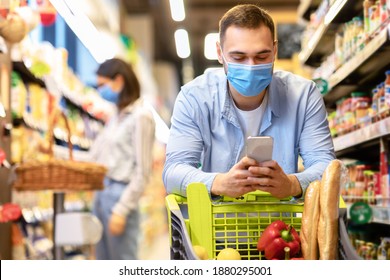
257, 220, 301, 260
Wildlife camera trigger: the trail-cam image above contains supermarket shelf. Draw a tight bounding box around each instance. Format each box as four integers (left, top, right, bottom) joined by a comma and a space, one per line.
298, 0, 363, 66
297, 0, 322, 21
346, 202, 390, 225
372, 205, 390, 225
44, 75, 115, 123
22, 112, 93, 150
53, 144, 91, 161
327, 27, 389, 89
324, 25, 390, 105
333, 117, 390, 153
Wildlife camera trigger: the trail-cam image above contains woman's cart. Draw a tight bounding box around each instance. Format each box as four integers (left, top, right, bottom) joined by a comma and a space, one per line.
165, 183, 361, 260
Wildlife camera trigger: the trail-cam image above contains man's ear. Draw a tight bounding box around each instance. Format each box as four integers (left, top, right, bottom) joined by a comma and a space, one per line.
216, 41, 223, 64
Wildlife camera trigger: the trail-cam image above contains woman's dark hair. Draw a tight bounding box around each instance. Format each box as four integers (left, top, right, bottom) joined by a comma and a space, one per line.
97, 58, 140, 111
219, 4, 275, 46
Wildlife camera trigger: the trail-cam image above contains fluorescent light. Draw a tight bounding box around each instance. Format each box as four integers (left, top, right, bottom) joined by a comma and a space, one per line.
204, 33, 219, 60
169, 0, 185, 21
50, 0, 115, 63
174, 29, 191, 58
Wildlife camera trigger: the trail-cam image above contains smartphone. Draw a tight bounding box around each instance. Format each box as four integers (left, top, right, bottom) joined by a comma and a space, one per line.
246, 136, 273, 163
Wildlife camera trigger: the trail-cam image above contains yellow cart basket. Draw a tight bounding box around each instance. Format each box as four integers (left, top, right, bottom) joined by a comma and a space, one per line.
165, 182, 360, 260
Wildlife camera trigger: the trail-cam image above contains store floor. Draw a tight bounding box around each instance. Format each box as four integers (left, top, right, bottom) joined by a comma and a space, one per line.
138, 229, 170, 260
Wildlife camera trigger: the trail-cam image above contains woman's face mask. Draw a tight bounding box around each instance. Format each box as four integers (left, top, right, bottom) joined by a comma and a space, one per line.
221, 51, 273, 97
97, 84, 119, 104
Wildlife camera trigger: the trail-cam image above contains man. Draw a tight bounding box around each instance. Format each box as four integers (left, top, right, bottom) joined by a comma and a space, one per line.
162, 4, 335, 200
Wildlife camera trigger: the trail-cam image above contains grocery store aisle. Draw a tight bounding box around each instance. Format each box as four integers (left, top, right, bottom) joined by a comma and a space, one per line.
139, 229, 170, 260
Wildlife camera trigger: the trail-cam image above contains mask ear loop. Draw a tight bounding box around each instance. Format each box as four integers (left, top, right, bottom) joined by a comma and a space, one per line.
219, 45, 228, 65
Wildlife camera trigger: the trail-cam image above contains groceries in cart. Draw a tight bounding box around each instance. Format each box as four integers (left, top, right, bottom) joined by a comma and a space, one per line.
167, 160, 361, 260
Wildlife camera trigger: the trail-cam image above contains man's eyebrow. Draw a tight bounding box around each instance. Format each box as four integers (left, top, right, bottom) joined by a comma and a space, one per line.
228, 50, 272, 55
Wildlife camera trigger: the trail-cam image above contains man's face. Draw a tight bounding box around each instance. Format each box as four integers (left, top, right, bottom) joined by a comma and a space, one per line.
217, 25, 277, 67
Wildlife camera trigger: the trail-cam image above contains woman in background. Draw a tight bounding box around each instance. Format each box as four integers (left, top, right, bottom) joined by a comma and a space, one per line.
89, 58, 155, 260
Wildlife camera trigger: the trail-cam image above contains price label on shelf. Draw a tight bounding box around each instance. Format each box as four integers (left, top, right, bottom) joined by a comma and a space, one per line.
349, 201, 373, 224
313, 78, 328, 95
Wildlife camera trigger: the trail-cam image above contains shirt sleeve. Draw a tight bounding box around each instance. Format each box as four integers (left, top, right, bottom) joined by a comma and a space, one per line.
162, 90, 218, 197
292, 82, 336, 198
112, 110, 156, 216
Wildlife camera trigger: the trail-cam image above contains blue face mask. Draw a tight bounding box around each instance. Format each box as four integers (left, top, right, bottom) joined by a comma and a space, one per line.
222, 53, 273, 97
97, 84, 119, 104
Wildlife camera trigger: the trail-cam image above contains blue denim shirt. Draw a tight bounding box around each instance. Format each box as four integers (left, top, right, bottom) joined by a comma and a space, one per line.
162, 69, 335, 198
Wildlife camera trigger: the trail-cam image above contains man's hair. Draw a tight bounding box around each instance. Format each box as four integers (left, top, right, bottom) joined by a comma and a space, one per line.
97, 58, 140, 111
219, 4, 275, 46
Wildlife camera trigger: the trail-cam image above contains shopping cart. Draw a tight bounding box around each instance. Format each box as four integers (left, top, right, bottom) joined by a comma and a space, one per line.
165, 182, 361, 260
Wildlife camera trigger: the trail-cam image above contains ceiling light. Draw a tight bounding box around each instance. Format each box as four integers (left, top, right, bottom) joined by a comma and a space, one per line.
204, 33, 219, 60
169, 0, 185, 22
174, 29, 190, 58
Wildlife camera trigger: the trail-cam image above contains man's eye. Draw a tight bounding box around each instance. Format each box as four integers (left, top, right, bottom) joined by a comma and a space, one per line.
255, 56, 268, 61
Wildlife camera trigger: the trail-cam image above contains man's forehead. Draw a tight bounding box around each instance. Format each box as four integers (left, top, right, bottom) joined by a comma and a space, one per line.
224, 25, 273, 40
222, 26, 274, 50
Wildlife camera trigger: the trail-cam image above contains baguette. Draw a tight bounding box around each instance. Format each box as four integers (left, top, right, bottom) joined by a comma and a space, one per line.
318, 159, 343, 260
301, 180, 320, 260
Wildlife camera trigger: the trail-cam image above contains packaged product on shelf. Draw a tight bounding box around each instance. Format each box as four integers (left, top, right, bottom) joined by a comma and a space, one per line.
380, 140, 389, 206
371, 87, 379, 117
373, 170, 382, 196
327, 111, 337, 137
380, 0, 389, 23
364, 0, 375, 34
338, 97, 356, 134
385, 70, 390, 109
11, 71, 27, 118
363, 170, 377, 205
369, 3, 379, 34
377, 82, 386, 117
351, 91, 371, 127
377, 237, 390, 259
365, 242, 377, 259
334, 31, 344, 69
344, 163, 380, 203
355, 165, 366, 200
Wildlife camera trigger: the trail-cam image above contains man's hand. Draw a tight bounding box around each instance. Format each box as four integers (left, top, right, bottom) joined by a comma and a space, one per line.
211, 157, 261, 198
109, 213, 126, 236
246, 160, 302, 199
211, 157, 302, 199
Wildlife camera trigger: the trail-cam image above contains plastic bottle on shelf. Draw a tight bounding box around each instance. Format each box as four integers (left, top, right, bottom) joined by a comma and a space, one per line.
364, 0, 374, 35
